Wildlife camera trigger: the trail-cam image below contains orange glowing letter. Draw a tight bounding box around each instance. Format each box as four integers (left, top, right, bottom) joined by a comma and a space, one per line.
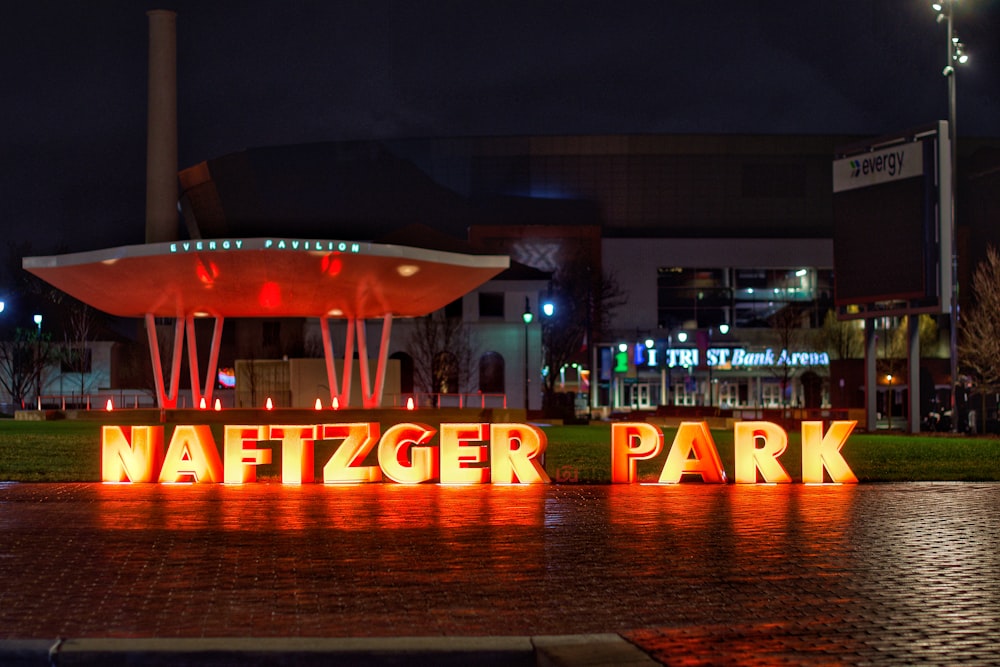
223, 425, 272, 484
321, 422, 381, 483
658, 421, 727, 484
489, 424, 550, 484
102, 425, 164, 483
378, 423, 438, 484
439, 423, 490, 484
801, 420, 858, 484
611, 422, 663, 483
440, 424, 490, 484
270, 425, 316, 484
734, 421, 792, 484
158, 425, 223, 483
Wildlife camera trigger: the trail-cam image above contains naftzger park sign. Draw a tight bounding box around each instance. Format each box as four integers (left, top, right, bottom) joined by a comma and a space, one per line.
102, 420, 857, 485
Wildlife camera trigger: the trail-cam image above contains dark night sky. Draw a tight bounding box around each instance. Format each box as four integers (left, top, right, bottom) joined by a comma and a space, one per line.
6, 0, 1000, 255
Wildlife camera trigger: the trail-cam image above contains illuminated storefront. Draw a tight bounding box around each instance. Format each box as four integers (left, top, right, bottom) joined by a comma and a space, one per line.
596, 338, 831, 412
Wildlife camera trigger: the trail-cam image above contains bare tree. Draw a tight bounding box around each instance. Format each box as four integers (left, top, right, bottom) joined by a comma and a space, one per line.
541, 262, 625, 413
406, 313, 478, 398
816, 309, 864, 360
60, 302, 98, 399
959, 246, 1000, 393
769, 305, 806, 407
0, 327, 53, 409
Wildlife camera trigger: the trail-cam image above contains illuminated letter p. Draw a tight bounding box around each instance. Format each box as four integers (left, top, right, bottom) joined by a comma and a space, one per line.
611, 422, 662, 483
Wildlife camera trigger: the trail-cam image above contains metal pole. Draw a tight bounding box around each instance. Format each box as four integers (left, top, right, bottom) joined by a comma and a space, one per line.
946, 1, 960, 433
524, 322, 530, 410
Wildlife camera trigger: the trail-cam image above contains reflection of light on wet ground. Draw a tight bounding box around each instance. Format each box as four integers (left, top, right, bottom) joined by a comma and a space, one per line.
1, 482, 999, 663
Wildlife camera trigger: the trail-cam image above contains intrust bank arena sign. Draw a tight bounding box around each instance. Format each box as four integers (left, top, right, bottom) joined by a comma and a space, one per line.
102, 420, 858, 485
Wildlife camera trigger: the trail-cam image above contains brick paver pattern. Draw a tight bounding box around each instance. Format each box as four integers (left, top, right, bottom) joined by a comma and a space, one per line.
1, 482, 998, 665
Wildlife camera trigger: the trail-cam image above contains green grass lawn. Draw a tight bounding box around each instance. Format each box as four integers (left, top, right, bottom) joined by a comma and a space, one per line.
1, 419, 998, 483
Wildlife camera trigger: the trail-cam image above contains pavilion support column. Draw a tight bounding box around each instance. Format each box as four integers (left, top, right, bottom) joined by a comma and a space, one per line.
356, 320, 369, 407
372, 314, 393, 407
319, 316, 342, 408
145, 314, 184, 409
185, 316, 202, 407
355, 315, 393, 408
183, 315, 224, 407
340, 318, 356, 407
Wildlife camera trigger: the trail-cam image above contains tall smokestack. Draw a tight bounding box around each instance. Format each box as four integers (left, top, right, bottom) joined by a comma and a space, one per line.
145, 9, 178, 244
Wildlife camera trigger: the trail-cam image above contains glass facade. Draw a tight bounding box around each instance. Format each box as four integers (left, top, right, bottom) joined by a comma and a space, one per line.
658, 267, 834, 330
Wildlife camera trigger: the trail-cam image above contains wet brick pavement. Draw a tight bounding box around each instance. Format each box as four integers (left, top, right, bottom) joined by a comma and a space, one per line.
1, 482, 999, 664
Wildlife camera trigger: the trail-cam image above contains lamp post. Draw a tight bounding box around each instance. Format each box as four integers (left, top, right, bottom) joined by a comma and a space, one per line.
886, 374, 894, 430
33, 314, 42, 409
932, 0, 967, 432
522, 298, 533, 412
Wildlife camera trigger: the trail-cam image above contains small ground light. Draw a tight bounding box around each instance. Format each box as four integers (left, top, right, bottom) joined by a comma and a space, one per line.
214, 398, 222, 411
314, 398, 323, 410
199, 397, 207, 409
406, 397, 415, 410
332, 396, 340, 410
105, 399, 113, 411
265, 397, 273, 410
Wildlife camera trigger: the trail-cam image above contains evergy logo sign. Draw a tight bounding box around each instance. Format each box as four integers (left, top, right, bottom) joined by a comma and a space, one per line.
849, 150, 905, 178
833, 142, 923, 193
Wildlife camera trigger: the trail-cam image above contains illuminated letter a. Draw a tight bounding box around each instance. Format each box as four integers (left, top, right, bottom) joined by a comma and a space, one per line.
658, 421, 727, 484
159, 425, 223, 483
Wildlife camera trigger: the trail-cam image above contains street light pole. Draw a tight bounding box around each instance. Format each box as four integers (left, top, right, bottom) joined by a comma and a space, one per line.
945, 0, 959, 434
933, 0, 965, 432
522, 297, 533, 412
33, 314, 43, 410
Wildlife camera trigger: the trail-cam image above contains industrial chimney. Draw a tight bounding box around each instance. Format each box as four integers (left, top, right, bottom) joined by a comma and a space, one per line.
145, 9, 178, 244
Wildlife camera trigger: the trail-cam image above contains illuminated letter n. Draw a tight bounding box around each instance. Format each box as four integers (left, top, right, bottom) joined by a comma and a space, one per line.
102, 425, 164, 483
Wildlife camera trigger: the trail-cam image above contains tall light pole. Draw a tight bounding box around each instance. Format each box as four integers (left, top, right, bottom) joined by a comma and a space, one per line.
522, 297, 533, 411
33, 314, 43, 409
932, 0, 967, 432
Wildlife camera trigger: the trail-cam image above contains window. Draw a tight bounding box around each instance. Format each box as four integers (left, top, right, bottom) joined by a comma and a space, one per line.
656, 268, 730, 330
478, 293, 505, 318
733, 268, 824, 327
479, 352, 505, 393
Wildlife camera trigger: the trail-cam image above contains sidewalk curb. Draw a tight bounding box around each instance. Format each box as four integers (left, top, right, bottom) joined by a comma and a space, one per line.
1, 635, 659, 666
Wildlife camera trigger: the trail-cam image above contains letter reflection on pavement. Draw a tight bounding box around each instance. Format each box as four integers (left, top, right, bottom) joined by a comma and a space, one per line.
611, 422, 662, 483
801, 421, 858, 484
378, 423, 438, 483
223, 425, 271, 484
102, 425, 164, 483
489, 424, 550, 484
658, 421, 727, 484
734, 421, 792, 484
